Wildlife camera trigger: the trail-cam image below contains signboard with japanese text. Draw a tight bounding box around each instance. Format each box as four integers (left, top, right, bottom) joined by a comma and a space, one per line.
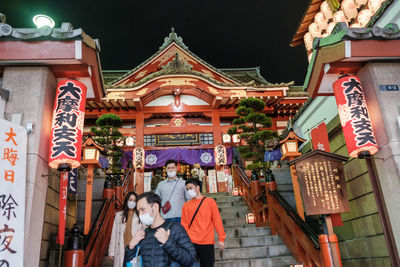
290, 150, 350, 215
0, 119, 27, 266
207, 169, 217, 193
144, 172, 152, 192
155, 134, 200, 146
333, 75, 378, 158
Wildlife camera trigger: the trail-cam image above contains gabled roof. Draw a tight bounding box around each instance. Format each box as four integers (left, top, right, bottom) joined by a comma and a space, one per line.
110, 28, 238, 86
218, 67, 270, 85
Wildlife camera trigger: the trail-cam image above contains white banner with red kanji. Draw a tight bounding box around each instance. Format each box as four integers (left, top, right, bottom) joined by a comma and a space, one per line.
0, 119, 27, 266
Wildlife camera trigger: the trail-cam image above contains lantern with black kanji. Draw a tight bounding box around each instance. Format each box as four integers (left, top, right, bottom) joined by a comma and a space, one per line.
133, 146, 145, 170
333, 75, 378, 158
214, 144, 227, 166
49, 79, 87, 170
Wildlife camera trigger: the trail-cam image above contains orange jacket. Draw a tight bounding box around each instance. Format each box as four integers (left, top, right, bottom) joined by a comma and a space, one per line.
181, 197, 226, 245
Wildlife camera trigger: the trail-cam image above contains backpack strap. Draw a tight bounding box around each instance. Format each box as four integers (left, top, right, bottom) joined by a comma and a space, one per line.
189, 197, 206, 228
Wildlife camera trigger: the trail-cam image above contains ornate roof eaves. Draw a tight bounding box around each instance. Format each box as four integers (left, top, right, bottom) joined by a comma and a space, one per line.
159, 27, 188, 50
105, 70, 293, 91
0, 18, 99, 51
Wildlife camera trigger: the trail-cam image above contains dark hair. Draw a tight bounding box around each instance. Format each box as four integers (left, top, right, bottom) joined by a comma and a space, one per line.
122, 191, 138, 223
137, 192, 162, 211
165, 159, 177, 167
185, 178, 201, 188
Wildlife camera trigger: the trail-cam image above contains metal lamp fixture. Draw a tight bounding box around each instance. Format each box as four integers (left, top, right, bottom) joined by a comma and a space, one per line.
32, 14, 55, 29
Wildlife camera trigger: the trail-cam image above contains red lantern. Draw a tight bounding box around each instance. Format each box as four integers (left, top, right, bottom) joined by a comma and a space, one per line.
49, 79, 87, 169
333, 75, 378, 158
48, 79, 87, 245
214, 144, 227, 166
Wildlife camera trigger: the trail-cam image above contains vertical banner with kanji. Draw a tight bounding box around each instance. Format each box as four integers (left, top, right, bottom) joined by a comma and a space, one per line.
68, 169, 78, 195
0, 119, 27, 266
310, 122, 330, 152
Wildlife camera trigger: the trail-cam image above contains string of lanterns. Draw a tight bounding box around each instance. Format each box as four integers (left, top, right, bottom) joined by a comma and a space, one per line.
304, 0, 388, 61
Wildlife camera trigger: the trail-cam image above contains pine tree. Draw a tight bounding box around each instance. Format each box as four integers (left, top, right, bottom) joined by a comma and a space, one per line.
90, 113, 123, 174
228, 98, 277, 174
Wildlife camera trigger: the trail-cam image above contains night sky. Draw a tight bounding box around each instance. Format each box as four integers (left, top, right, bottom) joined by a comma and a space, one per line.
3, 0, 310, 85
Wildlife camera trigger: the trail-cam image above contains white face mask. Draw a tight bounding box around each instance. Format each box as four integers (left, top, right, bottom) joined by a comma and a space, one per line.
139, 206, 155, 226
127, 201, 136, 210
167, 171, 177, 178
187, 189, 197, 199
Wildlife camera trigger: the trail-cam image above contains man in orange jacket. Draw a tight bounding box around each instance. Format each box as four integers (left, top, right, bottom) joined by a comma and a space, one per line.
181, 178, 226, 267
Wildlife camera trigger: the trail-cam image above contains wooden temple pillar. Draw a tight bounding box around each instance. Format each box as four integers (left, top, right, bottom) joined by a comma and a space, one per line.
135, 113, 145, 194
212, 110, 226, 192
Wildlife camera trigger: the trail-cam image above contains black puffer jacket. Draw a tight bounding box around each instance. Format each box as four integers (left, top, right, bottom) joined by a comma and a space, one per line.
124, 220, 197, 267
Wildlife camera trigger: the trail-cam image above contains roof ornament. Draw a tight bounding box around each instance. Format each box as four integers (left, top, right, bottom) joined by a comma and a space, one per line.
159, 27, 189, 50
162, 53, 193, 72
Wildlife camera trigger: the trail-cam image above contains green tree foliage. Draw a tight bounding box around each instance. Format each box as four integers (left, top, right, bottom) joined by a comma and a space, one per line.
90, 113, 124, 173
228, 98, 277, 170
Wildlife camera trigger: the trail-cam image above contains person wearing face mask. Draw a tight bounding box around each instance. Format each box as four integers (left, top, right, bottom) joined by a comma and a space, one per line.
155, 159, 190, 223
108, 191, 143, 267
181, 179, 225, 267
124, 192, 197, 267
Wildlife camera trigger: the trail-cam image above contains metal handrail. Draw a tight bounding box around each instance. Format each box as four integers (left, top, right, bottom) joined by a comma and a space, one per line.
268, 189, 320, 249
84, 198, 108, 249
234, 165, 251, 186
122, 168, 132, 195
85, 196, 114, 263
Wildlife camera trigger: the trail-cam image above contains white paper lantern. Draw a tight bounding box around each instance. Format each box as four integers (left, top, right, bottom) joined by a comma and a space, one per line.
350, 23, 362, 28
315, 12, 328, 30
321, 2, 333, 20
304, 32, 314, 51
357, 9, 373, 27
355, 0, 368, 8
342, 0, 358, 20
369, 0, 385, 14
334, 11, 349, 25
309, 22, 322, 38
327, 22, 336, 35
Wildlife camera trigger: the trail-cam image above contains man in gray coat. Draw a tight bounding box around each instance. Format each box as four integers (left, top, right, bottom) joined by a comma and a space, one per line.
155, 159, 190, 223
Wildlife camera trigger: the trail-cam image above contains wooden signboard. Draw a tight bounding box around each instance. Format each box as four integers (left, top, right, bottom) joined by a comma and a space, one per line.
290, 150, 350, 215
156, 134, 200, 146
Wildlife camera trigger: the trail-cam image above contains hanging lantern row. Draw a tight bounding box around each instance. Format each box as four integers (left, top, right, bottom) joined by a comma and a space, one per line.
222, 133, 241, 144
332, 75, 378, 158
304, 0, 388, 58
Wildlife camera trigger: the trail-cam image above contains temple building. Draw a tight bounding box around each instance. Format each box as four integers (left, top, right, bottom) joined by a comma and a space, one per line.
85, 28, 309, 194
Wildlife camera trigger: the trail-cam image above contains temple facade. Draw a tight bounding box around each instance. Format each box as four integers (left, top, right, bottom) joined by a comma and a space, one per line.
85, 29, 309, 193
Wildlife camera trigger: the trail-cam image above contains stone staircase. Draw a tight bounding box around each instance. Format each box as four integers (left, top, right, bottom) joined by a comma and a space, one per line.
210, 192, 295, 267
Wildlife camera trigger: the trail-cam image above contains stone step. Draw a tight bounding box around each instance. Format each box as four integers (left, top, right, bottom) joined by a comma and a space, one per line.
215, 245, 291, 261
220, 211, 242, 220
212, 196, 245, 203
219, 205, 250, 213
216, 201, 246, 208
222, 218, 247, 227
215, 235, 284, 249
205, 192, 230, 197
215, 256, 296, 267
223, 227, 272, 239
